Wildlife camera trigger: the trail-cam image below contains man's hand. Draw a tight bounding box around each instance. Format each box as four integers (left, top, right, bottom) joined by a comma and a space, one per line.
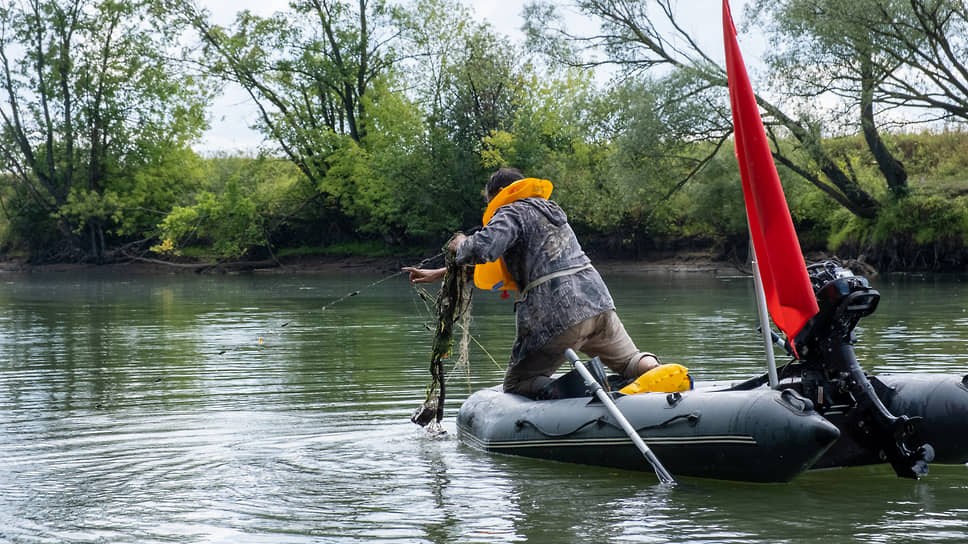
446, 232, 467, 255
402, 267, 446, 284
401, 232, 467, 284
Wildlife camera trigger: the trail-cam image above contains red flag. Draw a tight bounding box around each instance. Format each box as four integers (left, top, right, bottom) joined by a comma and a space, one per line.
723, 0, 818, 341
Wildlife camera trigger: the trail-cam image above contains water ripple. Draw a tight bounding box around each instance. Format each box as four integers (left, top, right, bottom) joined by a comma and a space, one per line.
0, 273, 966, 543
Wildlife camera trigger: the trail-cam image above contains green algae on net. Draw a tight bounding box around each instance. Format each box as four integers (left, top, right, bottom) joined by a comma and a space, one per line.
411, 250, 474, 434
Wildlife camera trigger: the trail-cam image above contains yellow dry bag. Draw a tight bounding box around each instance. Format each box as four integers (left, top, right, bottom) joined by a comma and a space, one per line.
618, 364, 693, 395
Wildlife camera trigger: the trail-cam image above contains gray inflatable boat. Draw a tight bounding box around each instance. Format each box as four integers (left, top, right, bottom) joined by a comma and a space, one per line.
457, 262, 968, 482
458, 384, 840, 482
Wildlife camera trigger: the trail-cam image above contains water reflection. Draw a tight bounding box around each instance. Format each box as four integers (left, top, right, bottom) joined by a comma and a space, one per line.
0, 270, 965, 543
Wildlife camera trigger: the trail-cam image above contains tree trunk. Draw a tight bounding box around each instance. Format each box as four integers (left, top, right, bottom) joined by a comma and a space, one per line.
860, 55, 908, 197
758, 98, 881, 218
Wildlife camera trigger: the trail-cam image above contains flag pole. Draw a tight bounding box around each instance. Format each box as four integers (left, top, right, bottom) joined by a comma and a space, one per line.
748, 223, 779, 388
725, 0, 818, 371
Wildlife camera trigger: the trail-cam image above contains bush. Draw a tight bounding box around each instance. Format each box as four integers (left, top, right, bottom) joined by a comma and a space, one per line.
828, 194, 968, 270
154, 176, 262, 259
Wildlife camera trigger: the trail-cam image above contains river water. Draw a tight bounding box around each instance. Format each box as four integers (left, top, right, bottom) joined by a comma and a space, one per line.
0, 267, 965, 543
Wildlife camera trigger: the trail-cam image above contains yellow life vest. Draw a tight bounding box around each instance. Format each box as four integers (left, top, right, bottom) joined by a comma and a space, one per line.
618, 364, 693, 395
473, 178, 553, 292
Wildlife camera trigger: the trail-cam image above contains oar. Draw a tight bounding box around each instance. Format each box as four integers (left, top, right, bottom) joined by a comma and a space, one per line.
565, 348, 676, 485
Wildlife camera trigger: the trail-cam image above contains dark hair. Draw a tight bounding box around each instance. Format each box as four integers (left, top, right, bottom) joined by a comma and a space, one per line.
485, 167, 525, 201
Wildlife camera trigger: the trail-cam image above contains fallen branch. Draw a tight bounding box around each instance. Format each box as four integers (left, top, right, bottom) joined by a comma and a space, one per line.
118, 249, 281, 273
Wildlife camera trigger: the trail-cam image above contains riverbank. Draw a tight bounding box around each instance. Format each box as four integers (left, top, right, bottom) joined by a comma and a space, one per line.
0, 246, 894, 278
0, 251, 750, 277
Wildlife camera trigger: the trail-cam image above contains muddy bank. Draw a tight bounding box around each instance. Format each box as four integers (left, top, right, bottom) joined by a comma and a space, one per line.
0, 249, 888, 279
0, 251, 746, 277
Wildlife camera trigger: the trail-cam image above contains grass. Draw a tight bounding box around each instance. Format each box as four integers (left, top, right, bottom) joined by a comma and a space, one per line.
916, 177, 968, 197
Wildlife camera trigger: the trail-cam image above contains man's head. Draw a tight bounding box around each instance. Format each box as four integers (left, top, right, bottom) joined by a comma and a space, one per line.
485, 167, 525, 202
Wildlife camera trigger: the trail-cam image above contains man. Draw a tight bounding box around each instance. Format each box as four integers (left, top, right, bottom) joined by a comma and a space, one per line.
404, 167, 659, 398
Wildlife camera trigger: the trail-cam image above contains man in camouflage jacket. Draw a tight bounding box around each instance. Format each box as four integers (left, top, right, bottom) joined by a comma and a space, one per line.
405, 168, 659, 398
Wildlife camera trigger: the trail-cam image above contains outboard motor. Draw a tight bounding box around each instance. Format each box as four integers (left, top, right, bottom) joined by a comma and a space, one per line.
793, 261, 934, 478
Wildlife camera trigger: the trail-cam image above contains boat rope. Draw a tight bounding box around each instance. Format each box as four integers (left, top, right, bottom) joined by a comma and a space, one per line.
411, 239, 475, 435
726, 361, 800, 391
514, 416, 607, 438
515, 410, 702, 439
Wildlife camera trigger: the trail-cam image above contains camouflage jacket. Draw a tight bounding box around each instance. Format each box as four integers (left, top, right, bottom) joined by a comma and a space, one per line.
455, 197, 614, 366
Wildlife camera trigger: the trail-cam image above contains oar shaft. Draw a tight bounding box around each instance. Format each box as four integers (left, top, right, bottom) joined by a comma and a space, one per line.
565, 349, 676, 484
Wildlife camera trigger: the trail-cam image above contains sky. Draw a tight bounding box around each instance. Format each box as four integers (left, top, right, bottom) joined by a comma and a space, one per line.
198, 0, 758, 153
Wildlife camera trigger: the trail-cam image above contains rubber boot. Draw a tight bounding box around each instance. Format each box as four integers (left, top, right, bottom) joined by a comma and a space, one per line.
535, 357, 610, 400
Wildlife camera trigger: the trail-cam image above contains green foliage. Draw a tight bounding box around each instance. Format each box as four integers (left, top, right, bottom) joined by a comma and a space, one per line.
677, 149, 747, 241
0, 0, 212, 258
474, 68, 630, 236
560, 72, 733, 244
156, 177, 261, 259
0, 181, 61, 252
826, 192, 968, 271
886, 130, 968, 189
0, 0, 963, 273
871, 195, 968, 246
361, 81, 462, 240
152, 153, 316, 258
57, 146, 208, 238
827, 210, 872, 251
184, 0, 405, 184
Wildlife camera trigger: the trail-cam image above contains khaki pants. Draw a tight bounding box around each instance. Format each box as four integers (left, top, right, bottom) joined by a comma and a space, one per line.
504, 310, 655, 397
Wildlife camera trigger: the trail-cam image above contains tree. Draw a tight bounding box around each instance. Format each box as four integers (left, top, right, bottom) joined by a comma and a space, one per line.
152, 153, 316, 259
752, 0, 968, 194
176, 0, 403, 182
175, 0, 460, 244
522, 0, 909, 219
394, 0, 532, 232
0, 0, 211, 260
829, 0, 968, 122
749, 0, 928, 197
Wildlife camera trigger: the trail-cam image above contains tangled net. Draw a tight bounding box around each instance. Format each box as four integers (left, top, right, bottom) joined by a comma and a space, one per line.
411, 242, 474, 435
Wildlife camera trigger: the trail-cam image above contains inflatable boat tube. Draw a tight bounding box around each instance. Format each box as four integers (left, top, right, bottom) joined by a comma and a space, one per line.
457, 386, 840, 482
810, 372, 968, 469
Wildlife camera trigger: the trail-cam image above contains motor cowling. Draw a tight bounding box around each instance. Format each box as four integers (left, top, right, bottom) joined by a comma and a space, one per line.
793, 261, 934, 479
794, 261, 880, 361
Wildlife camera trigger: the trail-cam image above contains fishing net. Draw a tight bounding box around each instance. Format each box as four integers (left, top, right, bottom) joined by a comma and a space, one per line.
411, 239, 474, 435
